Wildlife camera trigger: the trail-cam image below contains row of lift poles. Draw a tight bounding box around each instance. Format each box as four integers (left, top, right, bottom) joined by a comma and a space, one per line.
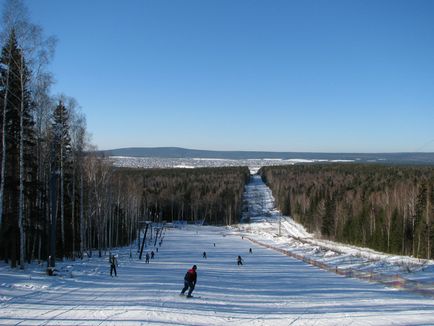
138, 221, 164, 260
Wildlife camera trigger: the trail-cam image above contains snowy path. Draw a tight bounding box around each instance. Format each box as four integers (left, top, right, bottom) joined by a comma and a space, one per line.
2, 226, 434, 325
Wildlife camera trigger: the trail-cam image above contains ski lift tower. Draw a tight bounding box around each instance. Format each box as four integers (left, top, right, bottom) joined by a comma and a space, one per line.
138, 220, 152, 259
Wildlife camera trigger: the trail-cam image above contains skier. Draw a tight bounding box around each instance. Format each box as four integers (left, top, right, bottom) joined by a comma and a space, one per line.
180, 265, 197, 298
237, 255, 243, 266
151, 251, 155, 259
145, 252, 150, 264
203, 251, 207, 259
249, 248, 252, 254
110, 254, 118, 276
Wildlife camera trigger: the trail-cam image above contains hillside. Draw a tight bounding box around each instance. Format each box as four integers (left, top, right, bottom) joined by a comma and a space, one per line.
101, 147, 434, 165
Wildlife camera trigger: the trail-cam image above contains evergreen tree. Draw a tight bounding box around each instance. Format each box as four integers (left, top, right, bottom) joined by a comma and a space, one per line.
51, 101, 72, 259
0, 30, 35, 267
321, 193, 335, 238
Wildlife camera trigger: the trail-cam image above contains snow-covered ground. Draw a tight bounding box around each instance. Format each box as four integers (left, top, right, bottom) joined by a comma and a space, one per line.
109, 156, 355, 170
238, 175, 434, 287
2, 174, 434, 325
2, 226, 434, 325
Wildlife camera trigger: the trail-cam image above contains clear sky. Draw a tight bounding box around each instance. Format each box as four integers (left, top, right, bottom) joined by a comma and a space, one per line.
6, 0, 434, 152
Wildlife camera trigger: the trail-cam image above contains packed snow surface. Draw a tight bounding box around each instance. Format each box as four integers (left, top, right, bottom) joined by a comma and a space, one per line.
2, 174, 434, 325
1, 224, 434, 325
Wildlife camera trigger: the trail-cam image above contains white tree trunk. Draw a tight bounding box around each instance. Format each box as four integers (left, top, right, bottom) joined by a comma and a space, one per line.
60, 139, 65, 259
19, 55, 25, 269
71, 163, 76, 258
79, 170, 84, 255
0, 50, 11, 226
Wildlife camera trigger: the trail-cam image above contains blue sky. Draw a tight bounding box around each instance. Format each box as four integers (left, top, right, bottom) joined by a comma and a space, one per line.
7, 0, 434, 152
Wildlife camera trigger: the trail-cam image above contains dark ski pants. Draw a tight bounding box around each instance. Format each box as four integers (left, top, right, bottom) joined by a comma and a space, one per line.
181, 280, 195, 296
110, 264, 117, 276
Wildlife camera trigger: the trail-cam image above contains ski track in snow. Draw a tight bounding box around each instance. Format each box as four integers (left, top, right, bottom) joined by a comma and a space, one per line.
2, 226, 434, 325
1, 174, 434, 325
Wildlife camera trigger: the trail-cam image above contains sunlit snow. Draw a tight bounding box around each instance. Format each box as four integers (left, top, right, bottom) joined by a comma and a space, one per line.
1, 174, 434, 325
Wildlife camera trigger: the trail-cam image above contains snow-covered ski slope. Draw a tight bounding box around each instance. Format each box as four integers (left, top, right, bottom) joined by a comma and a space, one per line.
2, 174, 434, 325
238, 175, 434, 286
2, 226, 434, 325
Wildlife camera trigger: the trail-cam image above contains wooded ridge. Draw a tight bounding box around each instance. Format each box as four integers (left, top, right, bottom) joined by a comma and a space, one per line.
259, 164, 434, 259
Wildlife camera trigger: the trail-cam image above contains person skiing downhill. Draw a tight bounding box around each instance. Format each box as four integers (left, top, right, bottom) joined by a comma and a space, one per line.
145, 252, 150, 263
180, 265, 197, 298
237, 255, 243, 266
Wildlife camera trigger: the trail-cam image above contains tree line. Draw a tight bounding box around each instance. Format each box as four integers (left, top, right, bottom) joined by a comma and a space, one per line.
259, 164, 434, 259
0, 1, 251, 269
121, 166, 250, 226
0, 0, 142, 268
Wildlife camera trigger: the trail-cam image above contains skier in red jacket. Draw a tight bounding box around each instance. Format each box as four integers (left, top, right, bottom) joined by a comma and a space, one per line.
180, 265, 197, 297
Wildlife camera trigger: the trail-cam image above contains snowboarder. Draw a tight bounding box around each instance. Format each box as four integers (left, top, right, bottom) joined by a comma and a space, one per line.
145, 252, 150, 264
237, 255, 243, 266
249, 248, 252, 254
151, 251, 155, 259
203, 251, 207, 259
110, 255, 118, 276
180, 265, 197, 298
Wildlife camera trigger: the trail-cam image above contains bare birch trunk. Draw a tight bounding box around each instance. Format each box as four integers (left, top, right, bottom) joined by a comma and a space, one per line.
79, 171, 84, 256
60, 142, 64, 259
0, 49, 11, 226
71, 165, 76, 259
427, 186, 431, 259
18, 55, 25, 269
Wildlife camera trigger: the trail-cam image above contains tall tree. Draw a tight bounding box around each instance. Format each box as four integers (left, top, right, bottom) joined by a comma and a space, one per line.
51, 100, 72, 259
0, 30, 35, 268
1, 0, 56, 267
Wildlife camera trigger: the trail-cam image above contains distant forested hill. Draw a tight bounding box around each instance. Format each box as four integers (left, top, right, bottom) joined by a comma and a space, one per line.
260, 164, 434, 259
101, 147, 434, 165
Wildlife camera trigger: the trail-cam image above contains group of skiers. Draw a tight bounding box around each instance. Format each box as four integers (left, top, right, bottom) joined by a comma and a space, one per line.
145, 251, 155, 263
109, 237, 254, 299
110, 249, 157, 275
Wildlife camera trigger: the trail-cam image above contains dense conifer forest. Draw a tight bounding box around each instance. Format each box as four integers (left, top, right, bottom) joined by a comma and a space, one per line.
120, 166, 250, 226
260, 164, 434, 259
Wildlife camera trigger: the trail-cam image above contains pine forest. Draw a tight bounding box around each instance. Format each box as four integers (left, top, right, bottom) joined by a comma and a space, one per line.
259, 164, 434, 259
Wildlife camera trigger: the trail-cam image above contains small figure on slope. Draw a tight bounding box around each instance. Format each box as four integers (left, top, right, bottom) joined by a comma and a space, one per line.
249, 248, 252, 254
151, 251, 155, 259
180, 265, 197, 298
110, 254, 118, 277
145, 252, 150, 264
203, 251, 207, 259
237, 255, 244, 266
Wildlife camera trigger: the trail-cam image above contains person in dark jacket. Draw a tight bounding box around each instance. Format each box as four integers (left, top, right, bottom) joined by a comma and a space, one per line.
110, 255, 118, 276
180, 265, 197, 297
237, 255, 243, 266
